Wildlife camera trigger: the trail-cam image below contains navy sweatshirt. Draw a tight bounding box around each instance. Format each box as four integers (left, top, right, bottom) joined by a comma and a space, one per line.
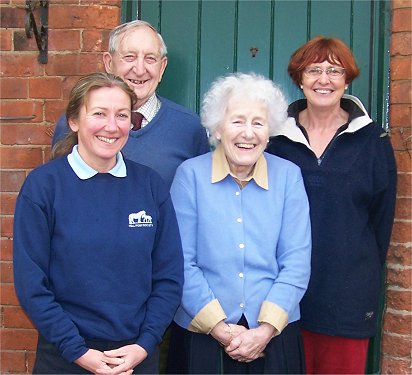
267, 95, 397, 338
52, 96, 210, 189
13, 157, 183, 362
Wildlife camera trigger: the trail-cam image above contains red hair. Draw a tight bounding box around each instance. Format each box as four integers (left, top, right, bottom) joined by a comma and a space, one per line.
288, 36, 360, 87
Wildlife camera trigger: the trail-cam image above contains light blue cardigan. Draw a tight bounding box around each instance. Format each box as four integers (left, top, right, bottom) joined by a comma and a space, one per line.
170, 150, 311, 334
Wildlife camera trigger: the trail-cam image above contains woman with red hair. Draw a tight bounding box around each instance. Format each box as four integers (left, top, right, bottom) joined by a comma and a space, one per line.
267, 36, 397, 374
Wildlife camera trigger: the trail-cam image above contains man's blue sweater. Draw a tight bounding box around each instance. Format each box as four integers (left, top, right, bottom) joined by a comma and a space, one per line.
13, 157, 184, 363
52, 96, 210, 189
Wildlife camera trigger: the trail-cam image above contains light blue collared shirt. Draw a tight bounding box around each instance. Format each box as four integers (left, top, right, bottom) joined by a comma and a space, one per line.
67, 145, 127, 180
171, 151, 312, 333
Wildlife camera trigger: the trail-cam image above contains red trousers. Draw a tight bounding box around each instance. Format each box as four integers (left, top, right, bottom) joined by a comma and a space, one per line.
302, 328, 369, 374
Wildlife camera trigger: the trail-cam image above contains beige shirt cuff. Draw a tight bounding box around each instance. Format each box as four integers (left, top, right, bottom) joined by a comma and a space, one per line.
188, 299, 227, 334
258, 300, 289, 336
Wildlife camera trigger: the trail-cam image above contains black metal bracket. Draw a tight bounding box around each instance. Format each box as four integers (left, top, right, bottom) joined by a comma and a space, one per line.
25, 0, 48, 64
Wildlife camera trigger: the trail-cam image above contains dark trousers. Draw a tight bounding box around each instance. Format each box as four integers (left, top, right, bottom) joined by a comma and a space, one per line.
167, 318, 305, 374
33, 335, 159, 374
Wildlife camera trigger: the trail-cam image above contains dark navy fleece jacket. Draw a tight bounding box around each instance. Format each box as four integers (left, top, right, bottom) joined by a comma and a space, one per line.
13, 157, 183, 362
267, 95, 397, 338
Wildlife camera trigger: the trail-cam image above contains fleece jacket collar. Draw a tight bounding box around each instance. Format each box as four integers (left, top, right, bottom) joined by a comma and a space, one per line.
273, 94, 373, 151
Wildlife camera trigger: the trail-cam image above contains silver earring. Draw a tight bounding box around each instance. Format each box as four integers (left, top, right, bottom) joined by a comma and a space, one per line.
300, 85, 303, 89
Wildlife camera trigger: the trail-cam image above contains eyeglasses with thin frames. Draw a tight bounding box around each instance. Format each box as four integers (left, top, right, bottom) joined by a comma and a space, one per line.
303, 67, 346, 79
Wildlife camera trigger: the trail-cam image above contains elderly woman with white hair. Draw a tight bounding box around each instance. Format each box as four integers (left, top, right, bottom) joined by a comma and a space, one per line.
169, 72, 312, 374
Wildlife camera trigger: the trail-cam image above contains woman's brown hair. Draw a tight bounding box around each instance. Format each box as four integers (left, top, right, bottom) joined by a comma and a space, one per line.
288, 36, 360, 88
51, 72, 136, 159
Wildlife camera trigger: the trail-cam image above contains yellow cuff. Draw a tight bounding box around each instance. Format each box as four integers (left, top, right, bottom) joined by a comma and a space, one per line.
257, 300, 288, 336
188, 299, 227, 334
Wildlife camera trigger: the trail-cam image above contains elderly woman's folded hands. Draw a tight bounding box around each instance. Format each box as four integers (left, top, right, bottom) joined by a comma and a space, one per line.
224, 323, 276, 362
210, 320, 248, 347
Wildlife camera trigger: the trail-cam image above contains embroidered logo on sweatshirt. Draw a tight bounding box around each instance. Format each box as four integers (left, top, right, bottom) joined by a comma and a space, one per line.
128, 210, 153, 228
365, 311, 374, 320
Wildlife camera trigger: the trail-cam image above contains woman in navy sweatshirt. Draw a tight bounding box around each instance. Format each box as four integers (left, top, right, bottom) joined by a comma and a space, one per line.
267, 36, 397, 374
13, 72, 183, 374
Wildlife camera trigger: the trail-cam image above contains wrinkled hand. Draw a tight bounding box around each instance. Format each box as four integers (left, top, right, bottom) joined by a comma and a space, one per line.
225, 323, 276, 362
95, 344, 147, 375
74, 348, 121, 374
210, 321, 247, 347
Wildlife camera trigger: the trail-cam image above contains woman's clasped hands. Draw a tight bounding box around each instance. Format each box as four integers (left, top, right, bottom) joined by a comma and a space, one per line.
75, 344, 147, 375
211, 321, 276, 363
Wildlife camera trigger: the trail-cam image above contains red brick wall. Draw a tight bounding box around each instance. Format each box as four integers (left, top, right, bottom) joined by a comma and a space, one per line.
0, 0, 411, 373
381, 1, 412, 373
0, 1, 121, 372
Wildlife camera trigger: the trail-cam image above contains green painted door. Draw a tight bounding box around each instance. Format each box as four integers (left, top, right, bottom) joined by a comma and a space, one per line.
123, 0, 390, 129
123, 1, 391, 372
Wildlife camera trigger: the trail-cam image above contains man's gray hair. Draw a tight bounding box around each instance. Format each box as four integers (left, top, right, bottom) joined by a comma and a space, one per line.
108, 20, 168, 57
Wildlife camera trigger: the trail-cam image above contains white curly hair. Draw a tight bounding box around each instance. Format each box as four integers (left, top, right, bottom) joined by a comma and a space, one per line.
201, 72, 288, 146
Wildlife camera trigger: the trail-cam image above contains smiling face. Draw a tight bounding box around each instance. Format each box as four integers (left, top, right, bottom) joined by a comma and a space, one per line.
103, 26, 167, 109
68, 86, 132, 172
215, 96, 269, 180
301, 60, 347, 110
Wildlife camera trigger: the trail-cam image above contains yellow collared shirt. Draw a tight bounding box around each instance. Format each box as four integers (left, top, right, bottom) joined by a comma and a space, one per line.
211, 144, 269, 190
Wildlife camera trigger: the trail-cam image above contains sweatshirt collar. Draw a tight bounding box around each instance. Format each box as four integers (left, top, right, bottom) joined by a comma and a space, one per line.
67, 145, 127, 180
211, 143, 268, 190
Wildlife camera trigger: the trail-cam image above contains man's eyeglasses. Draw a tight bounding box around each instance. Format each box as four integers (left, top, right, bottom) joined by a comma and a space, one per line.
303, 67, 346, 79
